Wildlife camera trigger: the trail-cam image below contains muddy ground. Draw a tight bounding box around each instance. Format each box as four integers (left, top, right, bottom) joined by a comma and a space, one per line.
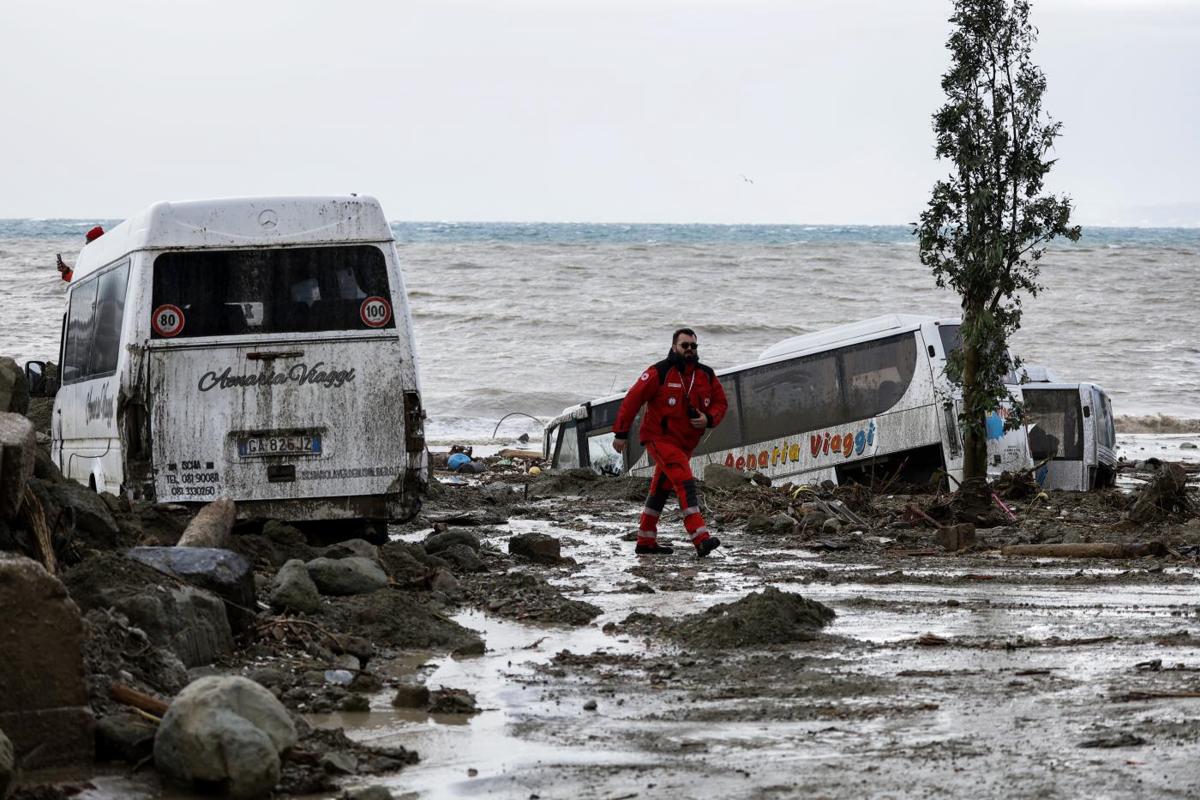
12, 444, 1200, 800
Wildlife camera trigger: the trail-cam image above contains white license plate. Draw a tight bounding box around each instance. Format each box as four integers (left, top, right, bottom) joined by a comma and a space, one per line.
237, 434, 322, 458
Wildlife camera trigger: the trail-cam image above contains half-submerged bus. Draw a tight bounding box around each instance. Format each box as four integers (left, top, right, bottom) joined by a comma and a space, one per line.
545, 315, 1031, 488
1018, 367, 1118, 491
52, 196, 427, 532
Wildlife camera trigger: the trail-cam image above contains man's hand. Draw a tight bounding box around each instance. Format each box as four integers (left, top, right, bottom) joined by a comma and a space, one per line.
613, 439, 626, 453
689, 414, 707, 429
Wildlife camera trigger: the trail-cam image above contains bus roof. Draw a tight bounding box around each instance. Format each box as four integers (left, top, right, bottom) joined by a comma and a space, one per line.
757, 314, 954, 361
73, 196, 393, 281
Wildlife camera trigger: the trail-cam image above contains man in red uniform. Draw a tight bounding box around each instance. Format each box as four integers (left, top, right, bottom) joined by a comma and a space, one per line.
613, 328, 728, 557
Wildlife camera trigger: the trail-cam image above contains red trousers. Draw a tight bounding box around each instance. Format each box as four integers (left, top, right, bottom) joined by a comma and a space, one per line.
637, 440, 712, 547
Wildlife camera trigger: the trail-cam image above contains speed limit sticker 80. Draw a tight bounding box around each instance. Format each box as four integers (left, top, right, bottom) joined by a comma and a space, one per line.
152, 304, 186, 337
359, 296, 392, 328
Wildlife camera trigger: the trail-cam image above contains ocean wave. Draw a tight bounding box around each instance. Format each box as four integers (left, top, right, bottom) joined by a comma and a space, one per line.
1115, 415, 1200, 434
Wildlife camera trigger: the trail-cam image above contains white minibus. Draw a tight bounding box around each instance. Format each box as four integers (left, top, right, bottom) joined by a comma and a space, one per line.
52, 196, 427, 531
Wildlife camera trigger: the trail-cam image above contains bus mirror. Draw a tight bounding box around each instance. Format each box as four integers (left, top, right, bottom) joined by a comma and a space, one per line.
1082, 406, 1091, 418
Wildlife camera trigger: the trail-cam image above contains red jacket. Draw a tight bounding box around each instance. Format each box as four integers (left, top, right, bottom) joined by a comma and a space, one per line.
614, 355, 728, 453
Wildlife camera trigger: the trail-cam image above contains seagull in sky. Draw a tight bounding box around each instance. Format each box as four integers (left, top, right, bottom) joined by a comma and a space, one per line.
740, 174, 755, 184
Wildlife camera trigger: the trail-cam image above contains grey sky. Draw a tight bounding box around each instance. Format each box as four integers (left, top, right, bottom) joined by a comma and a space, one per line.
2, 0, 1196, 225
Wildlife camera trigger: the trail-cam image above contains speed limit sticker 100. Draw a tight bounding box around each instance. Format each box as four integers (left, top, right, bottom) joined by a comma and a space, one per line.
153, 304, 186, 337
359, 296, 392, 328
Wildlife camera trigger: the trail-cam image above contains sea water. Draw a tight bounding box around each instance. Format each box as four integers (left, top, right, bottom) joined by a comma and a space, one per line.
2, 220, 1197, 442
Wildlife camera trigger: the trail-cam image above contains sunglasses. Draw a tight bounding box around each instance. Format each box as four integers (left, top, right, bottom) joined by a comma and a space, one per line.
678, 342, 699, 351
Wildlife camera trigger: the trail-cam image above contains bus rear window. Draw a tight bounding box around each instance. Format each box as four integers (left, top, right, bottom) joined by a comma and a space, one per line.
1024, 389, 1084, 461
151, 245, 394, 338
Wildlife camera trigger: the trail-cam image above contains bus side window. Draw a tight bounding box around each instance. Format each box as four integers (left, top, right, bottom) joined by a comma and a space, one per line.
87, 263, 130, 378
62, 277, 99, 385
841, 334, 917, 420
741, 353, 841, 442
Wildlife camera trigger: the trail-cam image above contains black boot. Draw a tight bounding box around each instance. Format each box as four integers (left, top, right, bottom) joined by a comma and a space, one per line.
635, 542, 674, 555
695, 537, 721, 558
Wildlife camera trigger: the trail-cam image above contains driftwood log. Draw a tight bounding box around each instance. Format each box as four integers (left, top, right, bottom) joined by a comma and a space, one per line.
110, 683, 170, 717
1000, 542, 1168, 559
176, 497, 236, 548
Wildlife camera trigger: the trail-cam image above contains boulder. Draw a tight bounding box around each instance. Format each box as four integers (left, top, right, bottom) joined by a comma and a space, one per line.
745, 513, 796, 536
0, 554, 94, 769
125, 546, 257, 633
321, 538, 380, 564
269, 559, 321, 614
422, 529, 481, 554
702, 462, 750, 490
378, 542, 432, 584
65, 553, 234, 667
439, 543, 486, 573
0, 359, 29, 416
32, 446, 64, 483
508, 532, 561, 564
305, 557, 388, 596
0, 414, 35, 520
154, 676, 297, 799
0, 727, 13, 799
27, 477, 121, 549
391, 684, 431, 709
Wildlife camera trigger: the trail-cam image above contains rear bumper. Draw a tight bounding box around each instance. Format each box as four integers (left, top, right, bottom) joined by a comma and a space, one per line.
173, 490, 423, 523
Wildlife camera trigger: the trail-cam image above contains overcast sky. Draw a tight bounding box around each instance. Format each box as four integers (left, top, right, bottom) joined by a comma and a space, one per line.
2, 0, 1196, 225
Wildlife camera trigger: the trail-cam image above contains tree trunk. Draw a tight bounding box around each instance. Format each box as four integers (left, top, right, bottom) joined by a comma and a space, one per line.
960, 307, 988, 481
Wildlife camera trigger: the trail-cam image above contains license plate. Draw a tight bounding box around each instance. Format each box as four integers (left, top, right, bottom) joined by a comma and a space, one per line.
237, 434, 322, 458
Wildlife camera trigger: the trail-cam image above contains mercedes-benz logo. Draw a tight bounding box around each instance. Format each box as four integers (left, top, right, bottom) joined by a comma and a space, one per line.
258, 209, 278, 229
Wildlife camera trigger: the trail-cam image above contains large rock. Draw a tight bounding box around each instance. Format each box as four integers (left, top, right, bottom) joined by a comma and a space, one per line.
0, 414, 35, 520
0, 726, 13, 798
125, 546, 256, 633
0, 554, 94, 769
321, 538, 380, 563
65, 553, 234, 668
745, 513, 796, 536
439, 543, 486, 573
422, 528, 481, 554
26, 477, 121, 549
155, 676, 297, 799
305, 556, 388, 596
702, 462, 751, 490
269, 559, 321, 614
0, 359, 29, 416
508, 532, 561, 564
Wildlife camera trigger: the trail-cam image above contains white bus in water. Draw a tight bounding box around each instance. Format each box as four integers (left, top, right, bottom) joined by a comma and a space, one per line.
545, 315, 1031, 487
1019, 372, 1118, 491
52, 196, 427, 530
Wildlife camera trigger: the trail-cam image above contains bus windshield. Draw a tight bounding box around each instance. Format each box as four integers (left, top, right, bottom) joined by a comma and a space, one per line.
151, 245, 394, 338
